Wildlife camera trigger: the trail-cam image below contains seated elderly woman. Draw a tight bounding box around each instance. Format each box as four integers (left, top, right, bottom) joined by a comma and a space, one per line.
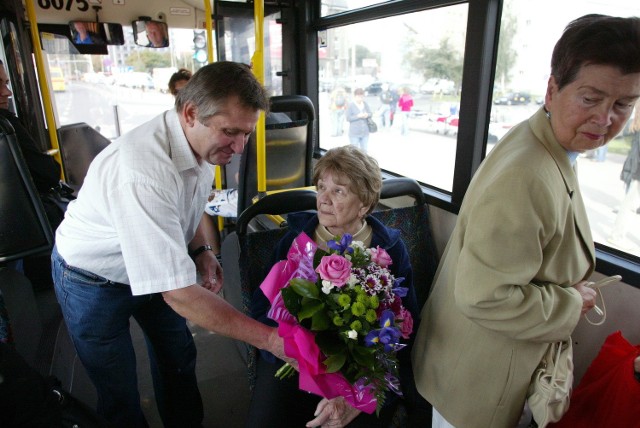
246, 145, 429, 427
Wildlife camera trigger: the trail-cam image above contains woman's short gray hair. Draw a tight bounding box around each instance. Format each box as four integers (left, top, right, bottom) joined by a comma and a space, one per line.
174, 61, 270, 122
313, 146, 382, 215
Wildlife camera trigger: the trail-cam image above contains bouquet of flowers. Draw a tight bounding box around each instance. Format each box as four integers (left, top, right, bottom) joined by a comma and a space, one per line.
259, 231, 413, 415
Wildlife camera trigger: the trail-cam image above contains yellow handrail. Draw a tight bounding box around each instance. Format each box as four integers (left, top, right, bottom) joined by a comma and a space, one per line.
204, 0, 225, 231
251, 0, 267, 196
24, 0, 64, 180
205, 0, 214, 63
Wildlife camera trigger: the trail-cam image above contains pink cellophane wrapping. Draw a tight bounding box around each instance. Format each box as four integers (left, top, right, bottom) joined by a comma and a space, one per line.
259, 232, 377, 414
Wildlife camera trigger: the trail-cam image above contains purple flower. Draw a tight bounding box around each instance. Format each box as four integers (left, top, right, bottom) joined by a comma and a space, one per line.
327, 234, 354, 255
392, 277, 408, 298
364, 310, 402, 351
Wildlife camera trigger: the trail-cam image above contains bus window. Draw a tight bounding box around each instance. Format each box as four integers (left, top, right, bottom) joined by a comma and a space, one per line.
317, 4, 468, 192
216, 11, 283, 96
489, 0, 640, 259
40, 27, 200, 139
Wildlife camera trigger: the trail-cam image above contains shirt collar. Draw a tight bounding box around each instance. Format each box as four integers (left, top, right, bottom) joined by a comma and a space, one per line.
165, 109, 199, 173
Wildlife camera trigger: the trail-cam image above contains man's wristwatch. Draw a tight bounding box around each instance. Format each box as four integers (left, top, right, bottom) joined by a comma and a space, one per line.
189, 245, 213, 258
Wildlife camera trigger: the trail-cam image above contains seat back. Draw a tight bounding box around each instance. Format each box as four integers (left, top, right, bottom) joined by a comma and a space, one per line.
57, 123, 111, 194
220, 190, 317, 383
0, 116, 51, 369
236, 95, 315, 215
223, 189, 318, 315
0, 116, 53, 263
375, 178, 439, 309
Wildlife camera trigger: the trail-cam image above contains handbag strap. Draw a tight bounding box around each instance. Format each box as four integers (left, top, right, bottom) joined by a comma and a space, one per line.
584, 288, 606, 326
551, 341, 563, 380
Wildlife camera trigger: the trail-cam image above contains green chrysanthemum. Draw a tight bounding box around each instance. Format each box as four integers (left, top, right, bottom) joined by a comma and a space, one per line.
351, 301, 366, 316
369, 295, 380, 309
338, 294, 351, 307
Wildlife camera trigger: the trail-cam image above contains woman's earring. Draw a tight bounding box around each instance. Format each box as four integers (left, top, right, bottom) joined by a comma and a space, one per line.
545, 109, 551, 119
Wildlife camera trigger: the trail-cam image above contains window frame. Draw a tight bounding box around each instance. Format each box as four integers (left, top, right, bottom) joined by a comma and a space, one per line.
300, 0, 640, 287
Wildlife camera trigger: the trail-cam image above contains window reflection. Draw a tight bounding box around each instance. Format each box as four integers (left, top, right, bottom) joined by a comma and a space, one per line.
317, 4, 468, 192
490, 0, 640, 258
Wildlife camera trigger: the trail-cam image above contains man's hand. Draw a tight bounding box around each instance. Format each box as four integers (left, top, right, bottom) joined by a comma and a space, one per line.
265, 328, 298, 370
195, 250, 223, 293
306, 397, 360, 428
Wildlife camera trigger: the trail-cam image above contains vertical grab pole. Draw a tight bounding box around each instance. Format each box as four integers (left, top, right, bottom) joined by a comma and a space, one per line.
205, 0, 224, 231
205, 0, 214, 63
24, 0, 64, 180
251, 0, 267, 197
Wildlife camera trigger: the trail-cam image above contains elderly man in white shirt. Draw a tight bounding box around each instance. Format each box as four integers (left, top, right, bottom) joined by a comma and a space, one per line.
52, 61, 287, 428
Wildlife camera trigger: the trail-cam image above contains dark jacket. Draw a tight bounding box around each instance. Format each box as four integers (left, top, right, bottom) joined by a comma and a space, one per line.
0, 109, 61, 193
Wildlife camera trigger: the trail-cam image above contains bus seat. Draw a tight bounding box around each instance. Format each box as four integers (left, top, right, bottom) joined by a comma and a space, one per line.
221, 189, 317, 385
0, 115, 53, 368
57, 123, 111, 195
235, 95, 316, 215
374, 178, 439, 310
0, 116, 53, 264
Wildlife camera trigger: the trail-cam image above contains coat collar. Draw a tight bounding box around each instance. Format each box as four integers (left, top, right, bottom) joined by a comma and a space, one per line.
529, 108, 595, 273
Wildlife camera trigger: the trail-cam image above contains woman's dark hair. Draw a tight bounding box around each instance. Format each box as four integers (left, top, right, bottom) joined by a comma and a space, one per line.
551, 14, 640, 90
168, 68, 192, 96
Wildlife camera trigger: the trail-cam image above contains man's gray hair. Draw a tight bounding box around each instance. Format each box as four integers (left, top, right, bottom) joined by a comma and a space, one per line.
175, 61, 270, 122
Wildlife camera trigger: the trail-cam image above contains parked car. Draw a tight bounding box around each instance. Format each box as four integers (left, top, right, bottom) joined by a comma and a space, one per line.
420, 78, 456, 95
414, 112, 458, 136
493, 92, 531, 105
115, 72, 155, 90
488, 121, 514, 142
364, 82, 385, 96
50, 67, 66, 92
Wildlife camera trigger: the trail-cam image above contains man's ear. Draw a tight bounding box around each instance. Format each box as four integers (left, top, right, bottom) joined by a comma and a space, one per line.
182, 102, 198, 127
545, 75, 558, 108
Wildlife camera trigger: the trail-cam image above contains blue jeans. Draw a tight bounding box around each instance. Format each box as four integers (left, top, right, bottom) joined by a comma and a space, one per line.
51, 247, 203, 428
350, 135, 369, 152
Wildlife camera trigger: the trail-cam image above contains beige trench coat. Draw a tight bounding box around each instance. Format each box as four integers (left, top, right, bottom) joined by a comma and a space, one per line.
412, 108, 595, 428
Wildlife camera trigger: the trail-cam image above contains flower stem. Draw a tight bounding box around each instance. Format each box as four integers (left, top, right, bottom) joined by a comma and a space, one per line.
275, 363, 295, 379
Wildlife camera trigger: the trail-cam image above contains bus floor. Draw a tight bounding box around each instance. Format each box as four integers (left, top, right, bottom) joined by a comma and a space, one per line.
39, 288, 252, 428
141, 321, 252, 427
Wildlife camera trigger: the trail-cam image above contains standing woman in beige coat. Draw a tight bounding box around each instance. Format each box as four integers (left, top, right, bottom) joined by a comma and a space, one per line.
411, 14, 640, 428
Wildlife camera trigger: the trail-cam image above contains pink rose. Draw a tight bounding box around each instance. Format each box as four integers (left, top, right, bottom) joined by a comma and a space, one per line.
315, 254, 352, 288
370, 246, 393, 268
398, 307, 414, 339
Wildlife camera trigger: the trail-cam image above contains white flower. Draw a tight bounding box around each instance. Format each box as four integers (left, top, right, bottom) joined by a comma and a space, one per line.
344, 253, 352, 261
348, 273, 358, 286
352, 241, 366, 251
347, 330, 358, 340
321, 280, 334, 294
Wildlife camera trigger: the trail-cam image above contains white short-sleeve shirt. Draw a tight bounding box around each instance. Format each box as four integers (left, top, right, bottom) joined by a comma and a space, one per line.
56, 110, 213, 295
